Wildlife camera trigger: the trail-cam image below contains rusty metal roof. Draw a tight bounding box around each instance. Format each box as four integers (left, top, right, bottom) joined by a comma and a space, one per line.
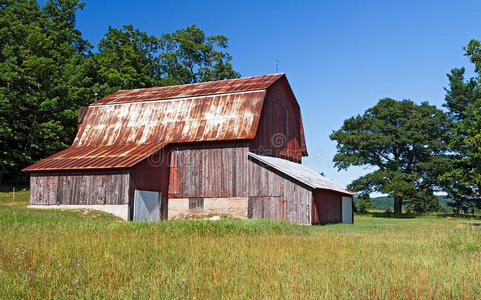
248, 152, 355, 195
93, 73, 284, 105
23, 143, 167, 171
24, 90, 266, 171
75, 90, 266, 146
24, 73, 310, 172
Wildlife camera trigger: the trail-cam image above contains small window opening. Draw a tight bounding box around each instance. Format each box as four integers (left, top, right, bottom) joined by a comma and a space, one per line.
189, 198, 204, 210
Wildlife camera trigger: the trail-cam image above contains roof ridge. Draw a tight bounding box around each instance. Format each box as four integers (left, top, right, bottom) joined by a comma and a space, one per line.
114, 73, 285, 93
93, 73, 284, 105
90, 89, 266, 107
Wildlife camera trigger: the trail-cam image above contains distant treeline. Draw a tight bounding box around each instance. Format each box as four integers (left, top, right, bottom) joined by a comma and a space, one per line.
355, 196, 454, 212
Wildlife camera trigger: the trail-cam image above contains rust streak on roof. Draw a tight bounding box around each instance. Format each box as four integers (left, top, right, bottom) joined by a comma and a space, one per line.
24, 89, 267, 171
22, 143, 167, 171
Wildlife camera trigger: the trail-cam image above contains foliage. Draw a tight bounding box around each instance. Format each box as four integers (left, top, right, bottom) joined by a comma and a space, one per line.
369, 195, 452, 211
96, 25, 162, 93
405, 188, 441, 213
330, 99, 448, 213
0, 0, 96, 184
439, 39, 481, 210
159, 24, 240, 85
2, 196, 481, 298
354, 194, 372, 213
0, 1, 240, 185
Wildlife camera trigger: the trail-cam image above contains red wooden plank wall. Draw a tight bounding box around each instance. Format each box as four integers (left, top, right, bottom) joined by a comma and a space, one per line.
130, 150, 169, 194
249, 80, 303, 162
312, 189, 342, 225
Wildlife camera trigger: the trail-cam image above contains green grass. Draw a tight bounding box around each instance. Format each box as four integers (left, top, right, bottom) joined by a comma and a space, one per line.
1, 193, 481, 299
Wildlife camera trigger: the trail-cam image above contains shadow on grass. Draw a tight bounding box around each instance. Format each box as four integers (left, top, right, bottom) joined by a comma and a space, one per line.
437, 213, 481, 220
366, 212, 417, 219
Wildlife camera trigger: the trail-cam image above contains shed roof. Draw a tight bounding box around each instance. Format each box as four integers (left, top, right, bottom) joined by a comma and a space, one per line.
248, 152, 355, 195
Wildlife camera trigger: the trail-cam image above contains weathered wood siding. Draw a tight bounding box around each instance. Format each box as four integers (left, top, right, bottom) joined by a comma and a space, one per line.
312, 189, 342, 225
168, 142, 249, 198
29, 171, 130, 205
250, 80, 304, 162
247, 156, 312, 224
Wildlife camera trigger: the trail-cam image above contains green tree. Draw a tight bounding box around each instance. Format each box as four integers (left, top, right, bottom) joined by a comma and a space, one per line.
355, 194, 373, 214
96, 25, 162, 94
94, 24, 241, 94
439, 39, 481, 210
159, 24, 240, 84
330, 99, 448, 214
0, 0, 96, 184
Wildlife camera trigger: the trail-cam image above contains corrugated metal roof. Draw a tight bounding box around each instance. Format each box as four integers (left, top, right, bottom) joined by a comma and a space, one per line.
24, 90, 266, 171
75, 90, 266, 147
23, 143, 166, 171
248, 152, 355, 195
93, 74, 284, 105
24, 74, 310, 172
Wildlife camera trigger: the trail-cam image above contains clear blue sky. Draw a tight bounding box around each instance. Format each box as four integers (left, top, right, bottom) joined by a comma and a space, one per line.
66, 0, 481, 188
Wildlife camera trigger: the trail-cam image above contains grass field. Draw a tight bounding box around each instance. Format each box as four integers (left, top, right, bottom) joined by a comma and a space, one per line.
1, 192, 481, 299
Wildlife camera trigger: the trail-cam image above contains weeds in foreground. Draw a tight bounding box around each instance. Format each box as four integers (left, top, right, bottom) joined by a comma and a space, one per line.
1, 194, 481, 299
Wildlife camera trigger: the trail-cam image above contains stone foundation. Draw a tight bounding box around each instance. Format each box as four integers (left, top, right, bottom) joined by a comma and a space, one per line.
168, 197, 248, 220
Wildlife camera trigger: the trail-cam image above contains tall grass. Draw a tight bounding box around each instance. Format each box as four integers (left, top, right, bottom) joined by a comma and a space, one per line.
1, 192, 480, 299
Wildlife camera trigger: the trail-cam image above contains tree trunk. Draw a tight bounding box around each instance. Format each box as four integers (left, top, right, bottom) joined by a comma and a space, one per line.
394, 196, 403, 214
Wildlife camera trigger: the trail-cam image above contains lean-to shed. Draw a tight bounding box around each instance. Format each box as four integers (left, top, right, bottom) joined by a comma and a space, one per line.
23, 74, 354, 224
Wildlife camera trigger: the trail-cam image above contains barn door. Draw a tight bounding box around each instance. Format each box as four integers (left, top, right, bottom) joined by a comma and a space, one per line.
342, 196, 353, 224
133, 190, 161, 221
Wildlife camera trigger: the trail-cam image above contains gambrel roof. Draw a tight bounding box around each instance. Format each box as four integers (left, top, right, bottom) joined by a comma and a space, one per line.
24, 74, 307, 171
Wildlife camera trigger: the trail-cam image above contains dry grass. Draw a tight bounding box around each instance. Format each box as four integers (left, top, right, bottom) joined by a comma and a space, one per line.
1, 192, 480, 299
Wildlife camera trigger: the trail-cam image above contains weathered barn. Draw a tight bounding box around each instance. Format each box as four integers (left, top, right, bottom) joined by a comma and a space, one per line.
23, 74, 354, 224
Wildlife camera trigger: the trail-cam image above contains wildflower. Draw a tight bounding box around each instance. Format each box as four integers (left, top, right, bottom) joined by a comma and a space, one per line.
182, 279, 186, 283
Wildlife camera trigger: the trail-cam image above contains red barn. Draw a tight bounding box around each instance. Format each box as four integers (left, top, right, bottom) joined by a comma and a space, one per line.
23, 74, 354, 224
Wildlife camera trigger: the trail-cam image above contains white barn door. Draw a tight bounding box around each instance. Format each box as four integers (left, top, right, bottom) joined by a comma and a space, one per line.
342, 196, 353, 224
133, 190, 161, 221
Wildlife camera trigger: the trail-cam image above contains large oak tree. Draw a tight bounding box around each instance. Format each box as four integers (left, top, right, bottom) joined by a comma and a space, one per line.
330, 99, 448, 214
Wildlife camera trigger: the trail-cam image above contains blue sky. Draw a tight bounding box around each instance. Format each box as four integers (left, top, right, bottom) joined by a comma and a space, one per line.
66, 0, 481, 188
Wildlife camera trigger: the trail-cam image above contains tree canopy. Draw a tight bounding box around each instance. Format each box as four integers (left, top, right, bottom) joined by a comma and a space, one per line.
159, 25, 240, 85
439, 39, 481, 210
330, 99, 448, 214
0, 0, 96, 184
0, 0, 240, 185
96, 25, 162, 93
